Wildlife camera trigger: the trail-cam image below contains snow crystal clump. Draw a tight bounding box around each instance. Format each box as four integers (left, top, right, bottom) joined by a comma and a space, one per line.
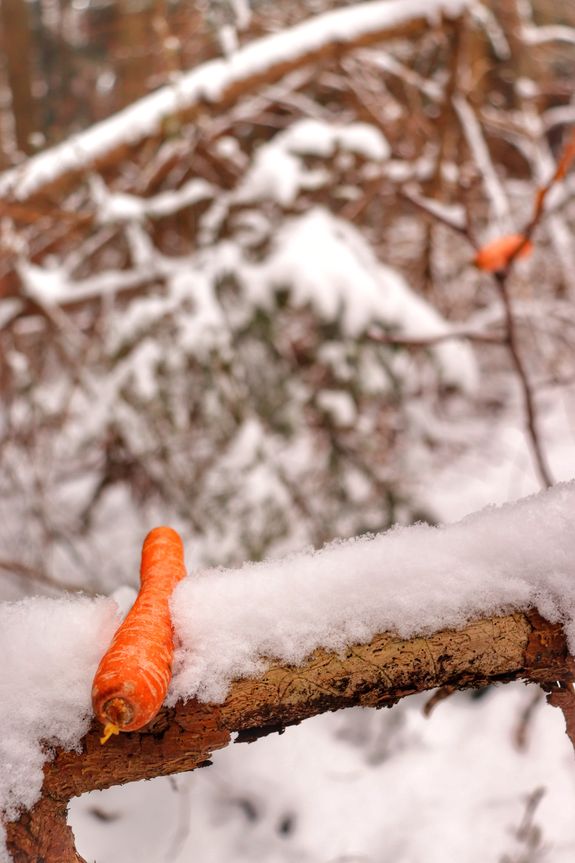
0, 595, 118, 860
283, 118, 390, 161
238, 119, 389, 206
243, 208, 478, 392
170, 481, 575, 703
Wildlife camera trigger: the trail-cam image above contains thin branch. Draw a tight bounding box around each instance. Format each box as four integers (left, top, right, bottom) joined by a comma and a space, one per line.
399, 189, 469, 236
493, 271, 554, 489
367, 326, 503, 347
0, 558, 92, 596
521, 127, 575, 246
356, 48, 444, 101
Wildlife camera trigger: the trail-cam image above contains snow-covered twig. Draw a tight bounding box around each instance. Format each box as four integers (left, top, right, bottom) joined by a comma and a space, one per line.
91, 176, 217, 225
543, 103, 575, 134
522, 24, 575, 46
469, 1, 510, 59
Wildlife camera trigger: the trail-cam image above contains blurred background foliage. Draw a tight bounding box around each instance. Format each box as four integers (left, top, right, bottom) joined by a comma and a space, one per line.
0, 0, 575, 597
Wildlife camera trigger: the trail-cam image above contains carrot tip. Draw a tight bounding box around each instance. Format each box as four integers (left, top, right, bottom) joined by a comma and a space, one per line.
100, 722, 120, 745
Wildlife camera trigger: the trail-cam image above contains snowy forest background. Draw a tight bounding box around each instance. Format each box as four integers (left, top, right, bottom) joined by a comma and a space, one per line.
1, 0, 575, 860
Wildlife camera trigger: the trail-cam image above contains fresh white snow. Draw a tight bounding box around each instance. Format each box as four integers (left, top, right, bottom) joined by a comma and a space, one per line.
240, 208, 479, 392
3, 481, 575, 859
0, 596, 119, 862
169, 480, 575, 702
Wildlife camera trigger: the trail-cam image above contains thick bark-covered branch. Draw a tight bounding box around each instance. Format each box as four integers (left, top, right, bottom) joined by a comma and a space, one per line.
5, 609, 574, 862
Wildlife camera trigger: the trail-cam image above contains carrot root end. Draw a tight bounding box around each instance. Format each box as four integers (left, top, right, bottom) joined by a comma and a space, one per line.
101, 695, 135, 728
100, 723, 120, 745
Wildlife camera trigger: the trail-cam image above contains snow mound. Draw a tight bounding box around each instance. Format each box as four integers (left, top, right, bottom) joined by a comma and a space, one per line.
0, 596, 118, 860
3, 482, 575, 858
170, 481, 575, 702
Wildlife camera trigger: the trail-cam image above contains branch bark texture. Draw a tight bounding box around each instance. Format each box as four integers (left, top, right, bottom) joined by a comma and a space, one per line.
5, 609, 574, 862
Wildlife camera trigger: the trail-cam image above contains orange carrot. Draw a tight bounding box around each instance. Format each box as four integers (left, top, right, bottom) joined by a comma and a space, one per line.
92, 526, 187, 744
473, 234, 534, 273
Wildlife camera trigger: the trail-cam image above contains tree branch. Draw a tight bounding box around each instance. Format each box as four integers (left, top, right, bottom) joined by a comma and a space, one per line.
0, 0, 469, 203
5, 609, 574, 863
494, 271, 554, 488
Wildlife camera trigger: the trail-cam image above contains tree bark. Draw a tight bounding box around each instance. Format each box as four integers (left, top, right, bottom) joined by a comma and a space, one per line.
4, 609, 574, 862
0, 0, 36, 156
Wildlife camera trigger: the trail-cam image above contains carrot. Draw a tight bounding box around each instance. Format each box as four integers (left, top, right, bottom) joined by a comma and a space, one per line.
92, 526, 187, 744
473, 234, 533, 273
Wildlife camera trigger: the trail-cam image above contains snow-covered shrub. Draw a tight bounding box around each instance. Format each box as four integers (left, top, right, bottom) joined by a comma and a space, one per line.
0, 116, 478, 591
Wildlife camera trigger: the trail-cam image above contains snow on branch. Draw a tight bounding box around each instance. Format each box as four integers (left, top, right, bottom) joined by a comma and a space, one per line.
0, 0, 470, 202
3, 483, 575, 861
453, 94, 511, 230
522, 24, 575, 46
4, 613, 574, 863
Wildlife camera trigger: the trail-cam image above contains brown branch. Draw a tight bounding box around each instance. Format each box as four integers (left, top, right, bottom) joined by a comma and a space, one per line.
367, 326, 503, 347
493, 271, 554, 488
0, 0, 466, 204
5, 609, 574, 862
488, 124, 575, 272
543, 680, 575, 750
524, 127, 575, 243
399, 189, 469, 237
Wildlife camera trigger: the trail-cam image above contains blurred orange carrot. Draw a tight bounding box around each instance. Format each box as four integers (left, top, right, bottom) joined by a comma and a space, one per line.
92, 526, 187, 744
473, 234, 533, 273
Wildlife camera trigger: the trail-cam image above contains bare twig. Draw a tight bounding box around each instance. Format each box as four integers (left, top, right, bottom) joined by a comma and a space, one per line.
513, 687, 543, 751
499, 786, 546, 863
493, 271, 553, 488
399, 189, 469, 236
497, 125, 575, 271
0, 558, 93, 595
477, 127, 575, 489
